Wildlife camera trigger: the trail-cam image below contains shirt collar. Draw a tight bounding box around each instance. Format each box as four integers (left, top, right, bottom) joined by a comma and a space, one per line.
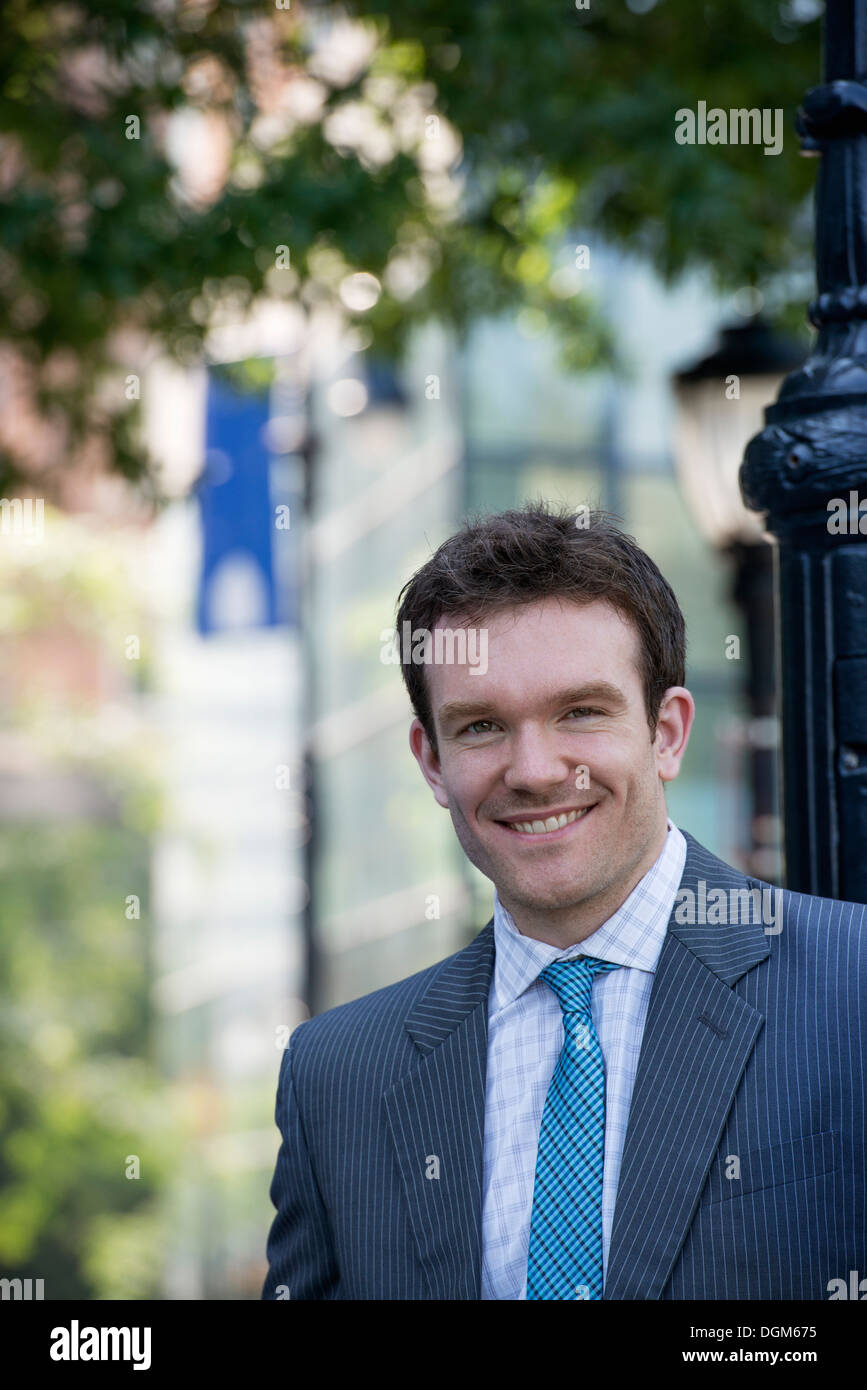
489, 818, 687, 1017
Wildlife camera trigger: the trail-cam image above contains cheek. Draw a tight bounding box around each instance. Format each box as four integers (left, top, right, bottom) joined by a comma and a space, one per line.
453, 745, 498, 776
593, 741, 655, 791
443, 761, 486, 809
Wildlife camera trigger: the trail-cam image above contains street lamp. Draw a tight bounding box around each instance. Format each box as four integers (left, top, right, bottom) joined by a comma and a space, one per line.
740, 2, 867, 904
673, 320, 804, 548
673, 317, 805, 881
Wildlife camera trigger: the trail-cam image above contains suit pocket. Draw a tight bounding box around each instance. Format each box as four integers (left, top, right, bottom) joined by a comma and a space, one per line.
702, 1129, 839, 1205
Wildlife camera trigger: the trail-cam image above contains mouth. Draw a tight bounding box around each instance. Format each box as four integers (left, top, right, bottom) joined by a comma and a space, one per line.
494, 803, 598, 842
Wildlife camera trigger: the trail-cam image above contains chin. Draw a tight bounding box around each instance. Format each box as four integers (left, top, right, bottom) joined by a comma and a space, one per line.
506, 879, 593, 914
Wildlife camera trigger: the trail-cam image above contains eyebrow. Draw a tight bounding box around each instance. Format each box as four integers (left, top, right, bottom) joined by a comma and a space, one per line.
437, 682, 629, 730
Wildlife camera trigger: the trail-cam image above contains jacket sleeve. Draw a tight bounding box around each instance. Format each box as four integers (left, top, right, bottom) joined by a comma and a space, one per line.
261, 1026, 340, 1299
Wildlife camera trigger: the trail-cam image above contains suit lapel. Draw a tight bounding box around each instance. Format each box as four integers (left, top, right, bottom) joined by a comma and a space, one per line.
383, 923, 495, 1299
603, 832, 773, 1299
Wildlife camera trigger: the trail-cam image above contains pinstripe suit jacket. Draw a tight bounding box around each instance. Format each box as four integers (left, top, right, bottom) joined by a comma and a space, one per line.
262, 831, 867, 1299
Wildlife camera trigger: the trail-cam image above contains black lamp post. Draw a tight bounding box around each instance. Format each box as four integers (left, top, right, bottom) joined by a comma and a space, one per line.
673, 319, 805, 881
740, 2, 867, 903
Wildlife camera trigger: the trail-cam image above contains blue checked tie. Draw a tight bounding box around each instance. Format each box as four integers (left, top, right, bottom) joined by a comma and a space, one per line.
526, 954, 621, 1300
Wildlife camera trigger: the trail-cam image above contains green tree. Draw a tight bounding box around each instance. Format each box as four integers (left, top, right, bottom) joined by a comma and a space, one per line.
0, 0, 820, 496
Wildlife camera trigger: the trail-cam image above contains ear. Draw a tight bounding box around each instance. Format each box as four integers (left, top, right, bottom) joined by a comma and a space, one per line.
409, 718, 450, 809
653, 687, 695, 782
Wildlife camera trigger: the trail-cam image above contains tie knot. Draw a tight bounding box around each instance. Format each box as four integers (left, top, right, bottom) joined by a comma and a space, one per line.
539, 955, 621, 1018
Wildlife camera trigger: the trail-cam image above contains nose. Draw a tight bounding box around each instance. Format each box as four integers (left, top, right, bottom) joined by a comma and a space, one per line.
502, 723, 574, 796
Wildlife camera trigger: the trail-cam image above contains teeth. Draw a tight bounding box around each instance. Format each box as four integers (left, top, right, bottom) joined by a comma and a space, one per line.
510, 807, 591, 835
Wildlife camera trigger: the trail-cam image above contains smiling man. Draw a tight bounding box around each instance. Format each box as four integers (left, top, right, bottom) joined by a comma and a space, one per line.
412, 595, 692, 950
263, 502, 866, 1301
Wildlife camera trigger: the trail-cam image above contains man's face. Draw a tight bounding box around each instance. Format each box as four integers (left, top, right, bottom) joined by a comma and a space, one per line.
409, 596, 694, 939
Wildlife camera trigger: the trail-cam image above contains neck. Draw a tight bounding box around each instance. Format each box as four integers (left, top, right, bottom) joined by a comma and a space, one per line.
499, 819, 670, 949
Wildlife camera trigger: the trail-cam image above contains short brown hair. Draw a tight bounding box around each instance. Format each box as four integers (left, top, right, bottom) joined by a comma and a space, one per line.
395, 501, 686, 754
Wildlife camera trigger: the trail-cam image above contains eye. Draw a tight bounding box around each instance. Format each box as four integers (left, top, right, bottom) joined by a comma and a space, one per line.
566, 706, 603, 719
462, 719, 498, 735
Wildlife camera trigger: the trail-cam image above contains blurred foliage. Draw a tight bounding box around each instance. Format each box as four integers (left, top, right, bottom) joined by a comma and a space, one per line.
0, 516, 171, 1297
0, 822, 174, 1298
0, 513, 160, 699
353, 0, 821, 284
0, 0, 821, 492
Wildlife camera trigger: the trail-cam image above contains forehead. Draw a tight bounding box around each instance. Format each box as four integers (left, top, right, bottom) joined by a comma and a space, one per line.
428, 596, 643, 709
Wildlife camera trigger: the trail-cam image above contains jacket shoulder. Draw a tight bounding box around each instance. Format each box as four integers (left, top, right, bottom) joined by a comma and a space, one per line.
741, 877, 867, 1012
774, 882, 867, 942
727, 865, 867, 930
682, 829, 867, 945
289, 923, 493, 1058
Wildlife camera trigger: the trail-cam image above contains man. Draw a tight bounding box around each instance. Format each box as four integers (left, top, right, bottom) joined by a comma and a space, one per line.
262, 503, 866, 1300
